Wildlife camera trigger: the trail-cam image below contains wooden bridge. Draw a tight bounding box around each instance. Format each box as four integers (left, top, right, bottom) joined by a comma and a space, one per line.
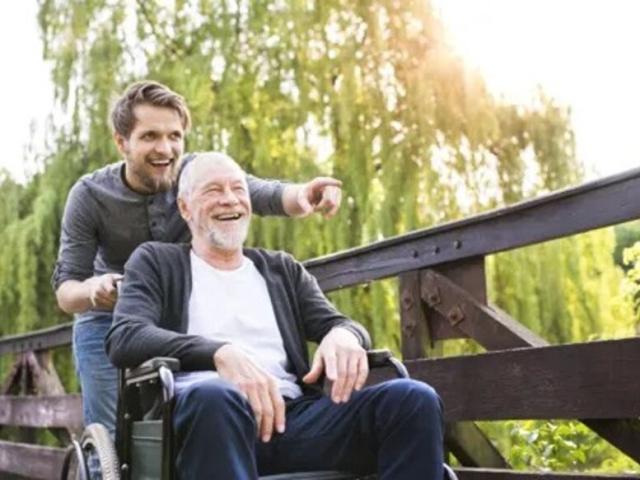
2, 168, 640, 479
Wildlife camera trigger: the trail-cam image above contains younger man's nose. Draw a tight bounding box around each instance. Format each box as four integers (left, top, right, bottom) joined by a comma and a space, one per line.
154, 138, 172, 156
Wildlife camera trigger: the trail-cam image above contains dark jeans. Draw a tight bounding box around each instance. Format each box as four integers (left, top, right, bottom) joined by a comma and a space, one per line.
173, 378, 444, 479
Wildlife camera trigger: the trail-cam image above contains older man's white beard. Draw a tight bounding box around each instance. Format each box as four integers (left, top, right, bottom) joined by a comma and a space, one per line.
205, 217, 250, 251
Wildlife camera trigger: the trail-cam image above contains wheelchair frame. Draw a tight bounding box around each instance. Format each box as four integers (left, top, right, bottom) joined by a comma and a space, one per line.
63, 350, 456, 480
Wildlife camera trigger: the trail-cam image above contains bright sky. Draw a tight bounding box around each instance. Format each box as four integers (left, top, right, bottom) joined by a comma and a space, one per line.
0, 1, 54, 183
431, 0, 640, 179
1, 1, 639, 183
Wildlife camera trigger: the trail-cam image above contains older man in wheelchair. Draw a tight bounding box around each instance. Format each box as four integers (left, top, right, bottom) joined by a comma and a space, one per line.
93, 152, 449, 479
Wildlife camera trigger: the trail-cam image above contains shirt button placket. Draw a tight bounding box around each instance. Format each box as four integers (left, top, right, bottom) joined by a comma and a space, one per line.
148, 195, 164, 240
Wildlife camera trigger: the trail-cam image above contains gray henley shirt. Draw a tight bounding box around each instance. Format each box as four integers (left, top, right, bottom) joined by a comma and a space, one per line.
52, 159, 286, 320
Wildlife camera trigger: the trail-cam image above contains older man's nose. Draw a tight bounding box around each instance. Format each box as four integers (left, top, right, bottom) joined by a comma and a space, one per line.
219, 187, 240, 204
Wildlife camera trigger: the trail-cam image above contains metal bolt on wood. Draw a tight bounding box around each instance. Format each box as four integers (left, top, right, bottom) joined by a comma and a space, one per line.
401, 294, 414, 310
402, 323, 416, 335
447, 305, 465, 326
423, 284, 441, 306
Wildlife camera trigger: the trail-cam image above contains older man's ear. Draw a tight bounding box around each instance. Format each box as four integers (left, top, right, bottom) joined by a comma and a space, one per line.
177, 196, 191, 223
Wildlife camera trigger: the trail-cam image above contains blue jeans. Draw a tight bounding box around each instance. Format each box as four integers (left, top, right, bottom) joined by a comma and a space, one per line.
73, 314, 118, 436
173, 378, 444, 479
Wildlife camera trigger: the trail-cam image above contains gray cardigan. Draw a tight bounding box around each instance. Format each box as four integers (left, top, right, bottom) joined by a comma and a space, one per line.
106, 242, 371, 385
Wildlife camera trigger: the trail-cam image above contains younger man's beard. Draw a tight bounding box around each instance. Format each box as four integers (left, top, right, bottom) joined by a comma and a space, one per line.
126, 157, 180, 193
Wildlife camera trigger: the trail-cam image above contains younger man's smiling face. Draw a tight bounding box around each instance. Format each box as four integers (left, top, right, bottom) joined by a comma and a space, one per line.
115, 104, 185, 194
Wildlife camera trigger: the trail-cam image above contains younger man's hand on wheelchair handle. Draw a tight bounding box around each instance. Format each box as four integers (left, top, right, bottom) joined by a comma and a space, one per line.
87, 273, 123, 309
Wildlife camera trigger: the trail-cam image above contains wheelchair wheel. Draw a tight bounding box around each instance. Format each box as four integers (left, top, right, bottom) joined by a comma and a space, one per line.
443, 464, 458, 480
60, 439, 88, 480
77, 423, 120, 480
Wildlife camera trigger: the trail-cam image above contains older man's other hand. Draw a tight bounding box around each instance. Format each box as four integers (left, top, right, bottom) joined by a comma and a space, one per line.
302, 327, 368, 404
214, 344, 286, 443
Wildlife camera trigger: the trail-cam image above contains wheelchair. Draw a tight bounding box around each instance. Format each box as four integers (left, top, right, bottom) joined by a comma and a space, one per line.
62, 350, 458, 480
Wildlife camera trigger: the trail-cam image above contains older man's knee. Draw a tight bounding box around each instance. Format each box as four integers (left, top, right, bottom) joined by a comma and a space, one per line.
382, 379, 443, 421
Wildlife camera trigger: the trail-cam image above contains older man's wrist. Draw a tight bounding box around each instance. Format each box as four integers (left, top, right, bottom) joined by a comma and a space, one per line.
329, 326, 363, 346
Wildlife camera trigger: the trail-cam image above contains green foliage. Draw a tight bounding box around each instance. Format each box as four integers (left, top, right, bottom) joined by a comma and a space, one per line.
621, 241, 640, 328
480, 420, 639, 472
614, 221, 640, 270
0, 0, 636, 469
488, 228, 635, 344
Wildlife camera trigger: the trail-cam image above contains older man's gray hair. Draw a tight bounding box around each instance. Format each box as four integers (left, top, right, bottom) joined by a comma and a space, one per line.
178, 152, 245, 200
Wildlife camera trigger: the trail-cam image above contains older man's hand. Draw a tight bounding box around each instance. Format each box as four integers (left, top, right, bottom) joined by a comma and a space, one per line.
214, 344, 285, 443
303, 327, 368, 403
284, 177, 343, 218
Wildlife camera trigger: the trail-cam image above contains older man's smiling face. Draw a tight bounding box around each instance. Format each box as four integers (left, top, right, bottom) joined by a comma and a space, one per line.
186, 158, 252, 252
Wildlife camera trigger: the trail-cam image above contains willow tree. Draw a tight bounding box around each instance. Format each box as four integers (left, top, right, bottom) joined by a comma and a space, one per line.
0, 0, 633, 378
0, 0, 634, 468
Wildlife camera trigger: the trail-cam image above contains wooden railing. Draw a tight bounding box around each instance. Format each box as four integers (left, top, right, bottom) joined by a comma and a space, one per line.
0, 324, 79, 478
2, 168, 640, 479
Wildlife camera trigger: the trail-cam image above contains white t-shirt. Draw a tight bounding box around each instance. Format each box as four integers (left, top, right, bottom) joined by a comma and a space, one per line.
174, 251, 302, 399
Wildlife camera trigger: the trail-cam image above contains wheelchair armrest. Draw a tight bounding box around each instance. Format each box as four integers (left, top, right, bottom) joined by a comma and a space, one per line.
123, 357, 181, 413
367, 349, 409, 379
125, 357, 181, 382
367, 349, 393, 367
322, 349, 409, 396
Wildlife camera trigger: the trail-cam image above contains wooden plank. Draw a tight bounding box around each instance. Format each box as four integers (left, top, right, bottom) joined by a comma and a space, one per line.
582, 419, 640, 464
454, 468, 640, 480
24, 351, 78, 442
0, 395, 83, 431
396, 338, 640, 421
435, 257, 487, 304
424, 258, 489, 342
399, 272, 431, 358
304, 170, 640, 291
400, 266, 508, 469
446, 422, 509, 468
26, 351, 66, 396
0, 323, 72, 357
0, 440, 67, 479
399, 259, 490, 345
417, 273, 640, 462
421, 270, 546, 349
11, 354, 37, 444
